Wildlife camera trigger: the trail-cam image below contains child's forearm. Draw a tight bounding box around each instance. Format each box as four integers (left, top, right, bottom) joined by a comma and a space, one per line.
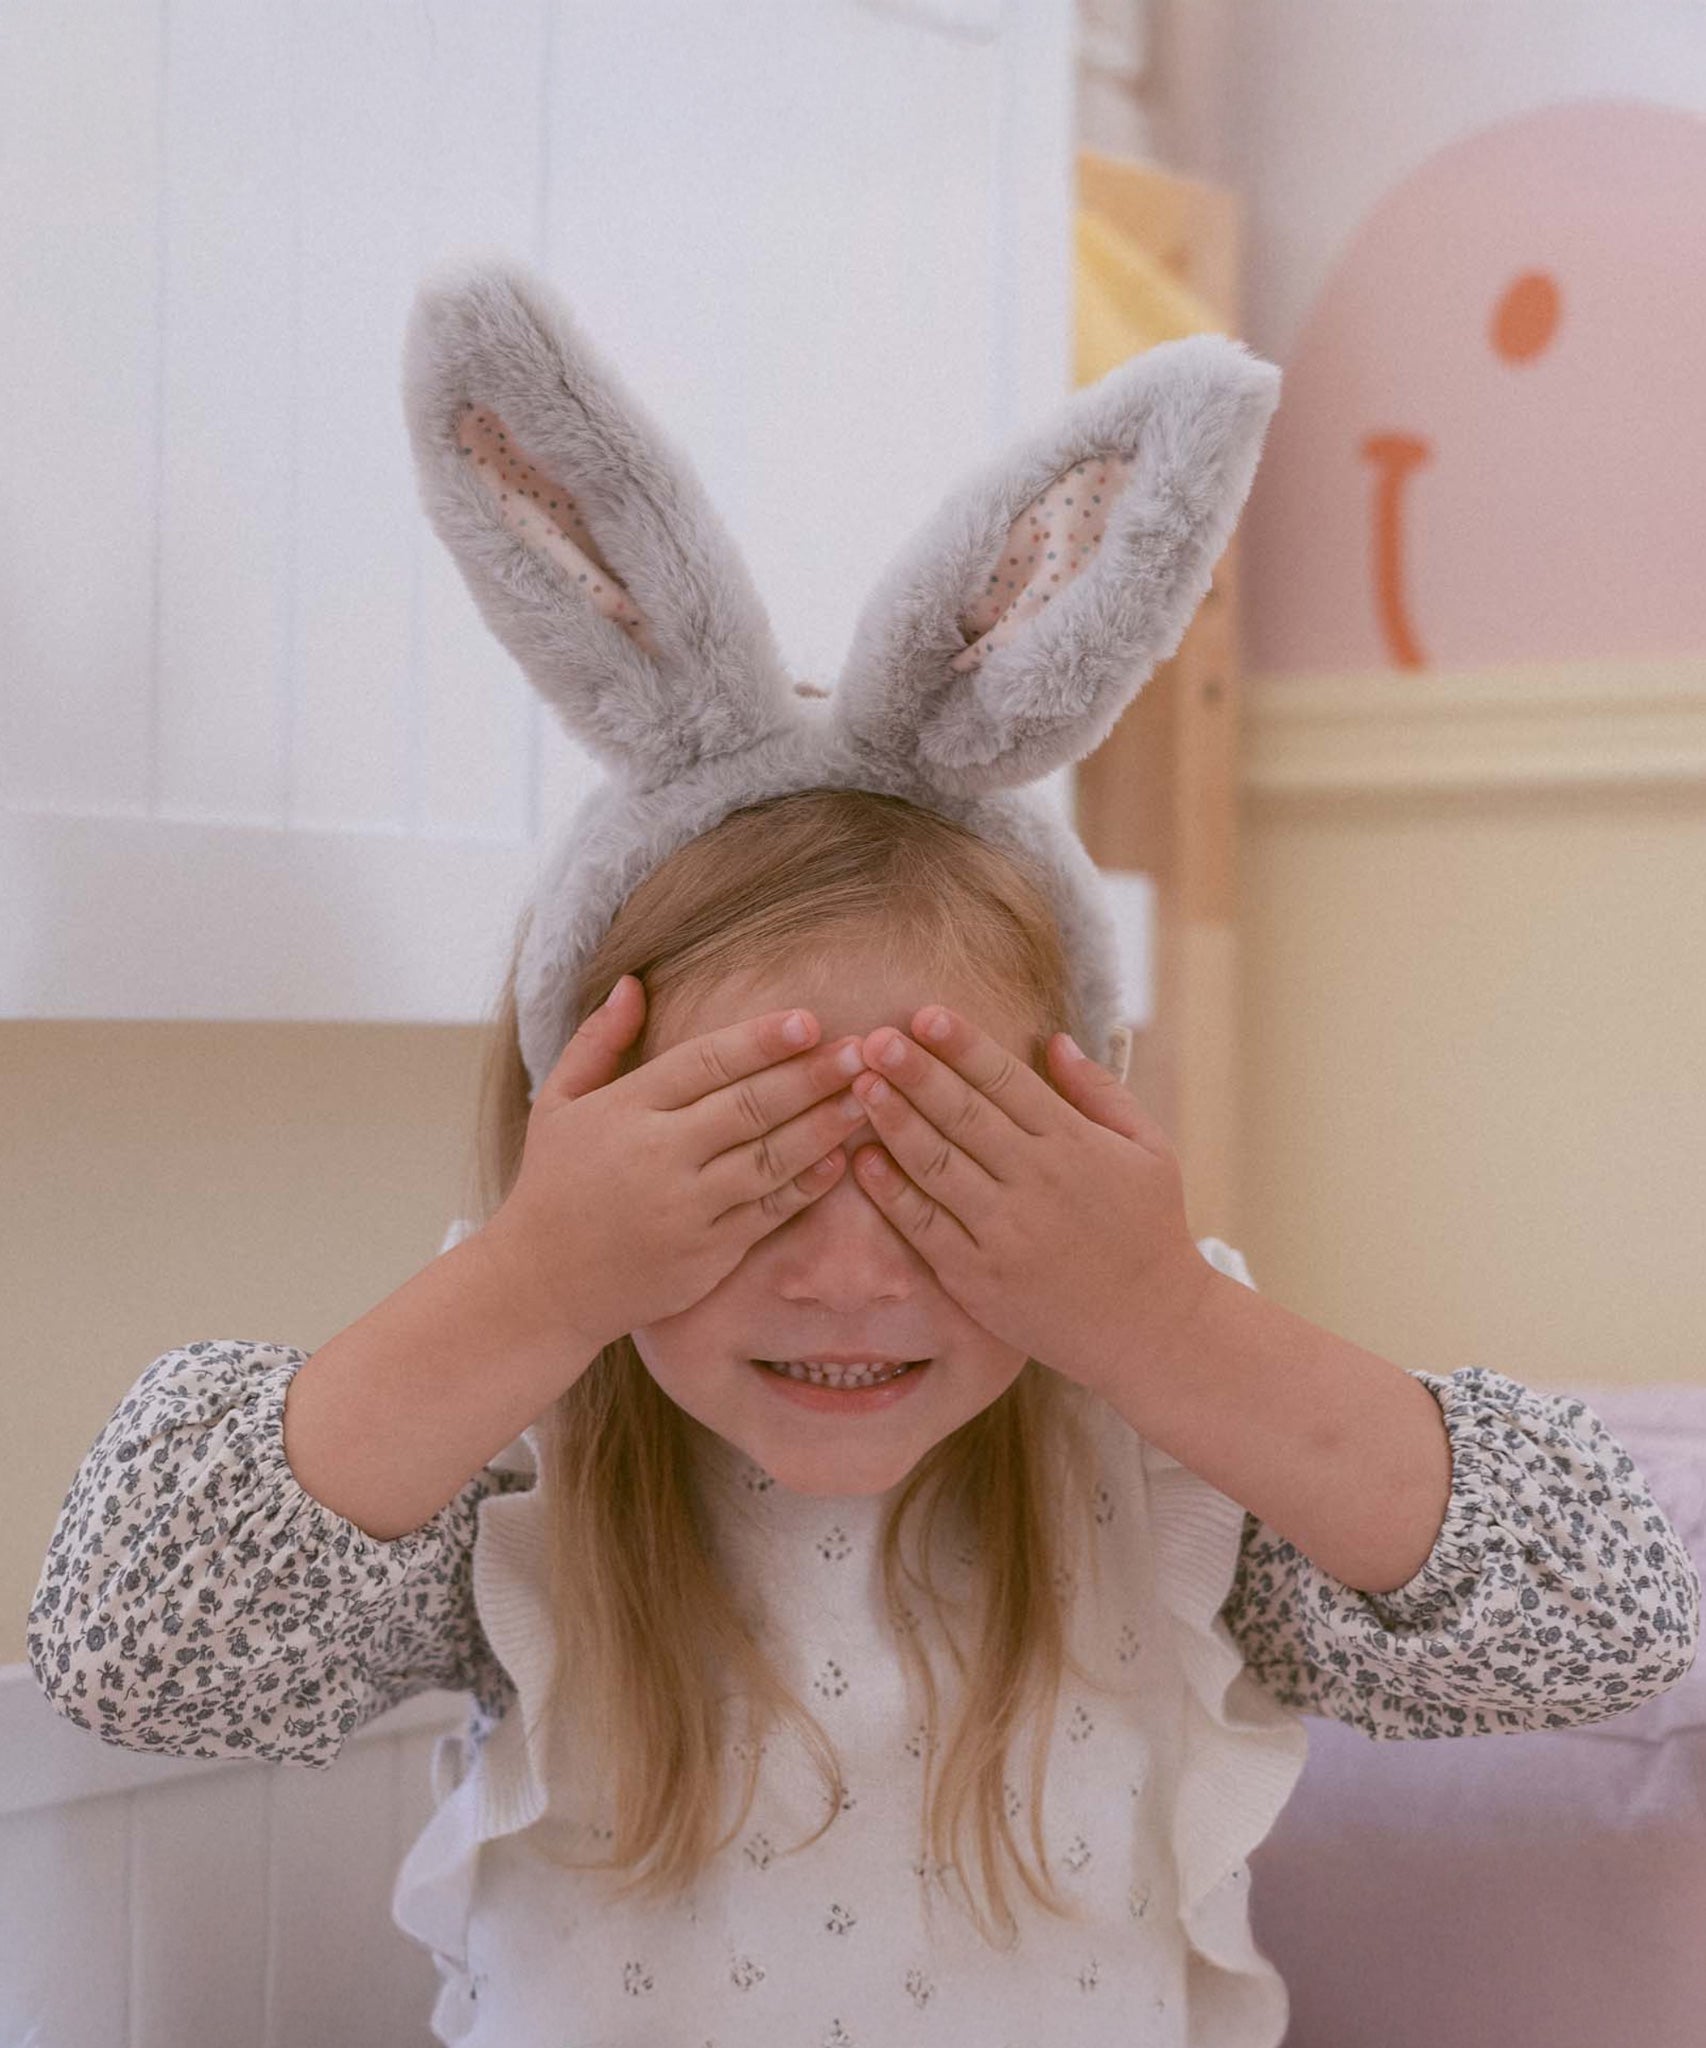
1099, 1270, 1456, 1597
283, 1226, 600, 1542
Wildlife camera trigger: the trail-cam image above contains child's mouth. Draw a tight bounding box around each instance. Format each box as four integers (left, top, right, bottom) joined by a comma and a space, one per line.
749, 1357, 933, 1411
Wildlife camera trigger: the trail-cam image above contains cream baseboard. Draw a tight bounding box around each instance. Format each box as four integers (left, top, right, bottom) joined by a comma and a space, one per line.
1240, 656, 1706, 799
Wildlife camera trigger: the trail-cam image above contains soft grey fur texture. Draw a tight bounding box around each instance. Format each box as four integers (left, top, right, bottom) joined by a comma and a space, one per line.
400, 253, 1282, 1100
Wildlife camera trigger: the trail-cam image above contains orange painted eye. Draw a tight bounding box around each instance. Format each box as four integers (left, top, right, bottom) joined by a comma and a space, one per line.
1491, 271, 1561, 363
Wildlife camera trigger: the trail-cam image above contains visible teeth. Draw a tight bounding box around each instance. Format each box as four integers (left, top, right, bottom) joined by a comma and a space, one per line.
764, 1359, 915, 1388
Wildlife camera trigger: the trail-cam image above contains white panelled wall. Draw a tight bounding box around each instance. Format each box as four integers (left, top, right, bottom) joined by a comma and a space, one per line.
2, 2, 1081, 2043
1, 0, 1080, 1029
0, 1667, 464, 2048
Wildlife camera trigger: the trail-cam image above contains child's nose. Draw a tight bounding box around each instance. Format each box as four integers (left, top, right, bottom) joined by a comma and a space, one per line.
775, 1139, 921, 1302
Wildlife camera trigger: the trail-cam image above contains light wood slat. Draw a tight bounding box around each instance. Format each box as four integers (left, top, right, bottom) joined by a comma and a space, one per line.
1072, 149, 1247, 1240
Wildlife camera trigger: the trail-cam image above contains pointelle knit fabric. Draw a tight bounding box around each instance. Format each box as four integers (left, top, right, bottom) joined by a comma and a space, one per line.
27, 1236, 1701, 2047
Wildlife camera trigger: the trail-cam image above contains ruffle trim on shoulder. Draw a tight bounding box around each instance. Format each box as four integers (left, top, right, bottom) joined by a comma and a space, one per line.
425, 1223, 560, 1816
1143, 1423, 1311, 2048
390, 1760, 487, 2043
391, 1414, 556, 2041
393, 1217, 573, 2034
397, 1222, 1306, 2043
464, 1417, 558, 1834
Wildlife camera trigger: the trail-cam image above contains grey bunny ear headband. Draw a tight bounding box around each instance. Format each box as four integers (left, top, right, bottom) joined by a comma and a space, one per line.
400, 254, 1282, 1104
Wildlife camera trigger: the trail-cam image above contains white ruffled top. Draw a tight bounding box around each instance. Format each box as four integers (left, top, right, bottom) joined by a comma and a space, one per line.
392, 1238, 1311, 2046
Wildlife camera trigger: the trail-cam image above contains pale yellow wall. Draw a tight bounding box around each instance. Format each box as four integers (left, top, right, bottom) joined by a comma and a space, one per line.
1230, 662, 1706, 1397
8, 709, 1706, 1664
5, 1022, 489, 1667
1235, 784, 1706, 1391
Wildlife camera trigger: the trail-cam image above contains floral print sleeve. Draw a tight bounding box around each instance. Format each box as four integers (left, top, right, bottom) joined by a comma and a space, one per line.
1219, 1363, 1703, 1741
26, 1340, 532, 1770
1189, 1237, 1702, 1740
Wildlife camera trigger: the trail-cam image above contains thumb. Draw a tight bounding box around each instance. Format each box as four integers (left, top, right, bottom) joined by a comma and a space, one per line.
543, 974, 646, 1103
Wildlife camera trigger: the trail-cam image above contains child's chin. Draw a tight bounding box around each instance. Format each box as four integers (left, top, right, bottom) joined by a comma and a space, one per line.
749, 1434, 929, 1500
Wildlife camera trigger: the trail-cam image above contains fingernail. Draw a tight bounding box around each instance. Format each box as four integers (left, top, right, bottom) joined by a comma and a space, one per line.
782, 1011, 811, 1045
1060, 1032, 1086, 1062
920, 1007, 951, 1042
601, 978, 624, 1008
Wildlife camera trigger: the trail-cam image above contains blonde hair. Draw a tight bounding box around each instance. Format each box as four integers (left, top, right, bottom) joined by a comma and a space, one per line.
463, 787, 1107, 1949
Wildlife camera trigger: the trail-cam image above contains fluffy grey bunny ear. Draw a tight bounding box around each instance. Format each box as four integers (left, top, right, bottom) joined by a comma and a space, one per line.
401, 254, 797, 789
831, 333, 1281, 797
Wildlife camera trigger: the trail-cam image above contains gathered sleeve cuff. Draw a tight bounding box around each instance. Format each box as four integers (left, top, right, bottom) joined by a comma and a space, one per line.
26, 1340, 528, 1769
1221, 1361, 1702, 1740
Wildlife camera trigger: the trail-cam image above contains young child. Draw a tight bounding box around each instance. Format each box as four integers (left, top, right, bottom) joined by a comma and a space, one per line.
28, 260, 1699, 2048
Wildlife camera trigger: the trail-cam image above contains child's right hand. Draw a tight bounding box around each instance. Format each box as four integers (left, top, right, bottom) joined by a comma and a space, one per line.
482, 974, 868, 1357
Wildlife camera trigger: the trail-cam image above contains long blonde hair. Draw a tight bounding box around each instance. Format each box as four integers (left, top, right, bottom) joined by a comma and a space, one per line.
463, 787, 1107, 1949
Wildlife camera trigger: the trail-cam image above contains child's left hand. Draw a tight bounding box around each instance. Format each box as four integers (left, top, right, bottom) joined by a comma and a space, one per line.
847, 1007, 1216, 1395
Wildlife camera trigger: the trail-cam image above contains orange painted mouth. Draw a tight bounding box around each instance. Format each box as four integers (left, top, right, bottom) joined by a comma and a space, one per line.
1361, 432, 1433, 669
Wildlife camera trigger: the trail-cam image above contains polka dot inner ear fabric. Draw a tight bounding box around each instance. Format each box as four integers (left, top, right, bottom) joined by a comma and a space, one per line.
950, 451, 1139, 671
456, 404, 658, 652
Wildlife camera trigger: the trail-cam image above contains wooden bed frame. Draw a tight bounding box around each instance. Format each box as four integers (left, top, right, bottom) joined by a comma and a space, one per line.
1072, 148, 1249, 1245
